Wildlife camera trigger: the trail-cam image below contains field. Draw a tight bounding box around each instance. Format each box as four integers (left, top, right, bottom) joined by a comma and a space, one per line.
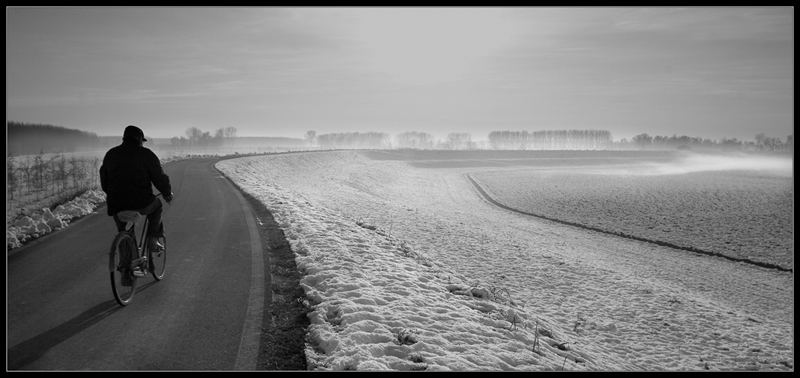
470, 167, 793, 271
218, 149, 794, 371
363, 149, 793, 270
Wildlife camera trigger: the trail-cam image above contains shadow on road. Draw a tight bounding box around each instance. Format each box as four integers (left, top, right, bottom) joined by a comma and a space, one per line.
8, 281, 159, 370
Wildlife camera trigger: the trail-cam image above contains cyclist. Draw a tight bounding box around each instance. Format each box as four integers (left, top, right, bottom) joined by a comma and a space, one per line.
100, 125, 173, 273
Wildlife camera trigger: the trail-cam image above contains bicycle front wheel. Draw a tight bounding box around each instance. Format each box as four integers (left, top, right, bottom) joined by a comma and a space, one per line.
110, 232, 138, 305
149, 232, 167, 281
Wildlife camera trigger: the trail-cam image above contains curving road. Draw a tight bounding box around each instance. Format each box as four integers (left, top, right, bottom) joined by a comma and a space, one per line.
7, 157, 270, 370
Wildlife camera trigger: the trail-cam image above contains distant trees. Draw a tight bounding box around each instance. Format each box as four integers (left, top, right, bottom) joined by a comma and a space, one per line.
305, 130, 317, 146
632, 133, 653, 149
718, 137, 743, 150
223, 127, 237, 139
6, 151, 101, 202
627, 133, 791, 152
7, 154, 18, 200
395, 131, 434, 149
170, 126, 237, 147
754, 133, 789, 152
444, 133, 475, 150
488, 130, 612, 150
7, 121, 104, 155
316, 132, 391, 149
8, 120, 792, 156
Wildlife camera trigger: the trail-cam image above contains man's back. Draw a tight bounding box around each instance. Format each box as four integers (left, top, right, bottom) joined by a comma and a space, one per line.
100, 141, 171, 216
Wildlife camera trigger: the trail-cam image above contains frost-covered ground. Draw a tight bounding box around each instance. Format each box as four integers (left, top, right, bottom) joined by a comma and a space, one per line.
217, 150, 793, 372
470, 163, 793, 270
6, 189, 106, 250
6, 154, 209, 251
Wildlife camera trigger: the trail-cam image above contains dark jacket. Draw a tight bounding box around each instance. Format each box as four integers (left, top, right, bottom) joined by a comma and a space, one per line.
100, 140, 172, 216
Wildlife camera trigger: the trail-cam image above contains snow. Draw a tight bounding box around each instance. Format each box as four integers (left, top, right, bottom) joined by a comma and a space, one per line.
216, 150, 793, 372
6, 189, 106, 250
6, 154, 198, 251
470, 168, 793, 270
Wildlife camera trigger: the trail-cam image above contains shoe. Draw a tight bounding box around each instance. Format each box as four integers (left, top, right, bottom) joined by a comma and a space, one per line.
132, 266, 147, 277
148, 238, 165, 253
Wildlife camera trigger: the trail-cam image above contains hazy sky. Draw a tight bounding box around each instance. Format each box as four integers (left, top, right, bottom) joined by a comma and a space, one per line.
6, 6, 794, 141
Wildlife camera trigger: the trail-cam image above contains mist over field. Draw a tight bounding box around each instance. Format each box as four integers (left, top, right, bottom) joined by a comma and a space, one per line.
586, 152, 794, 177
672, 153, 793, 175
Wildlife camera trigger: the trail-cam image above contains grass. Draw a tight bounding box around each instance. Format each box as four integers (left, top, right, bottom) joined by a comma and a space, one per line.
408, 353, 425, 363
396, 328, 419, 345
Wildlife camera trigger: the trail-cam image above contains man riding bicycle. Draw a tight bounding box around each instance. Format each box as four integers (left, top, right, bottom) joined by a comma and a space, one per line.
100, 125, 173, 266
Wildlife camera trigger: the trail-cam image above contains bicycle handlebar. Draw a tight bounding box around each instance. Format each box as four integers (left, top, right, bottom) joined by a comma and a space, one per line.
155, 192, 174, 206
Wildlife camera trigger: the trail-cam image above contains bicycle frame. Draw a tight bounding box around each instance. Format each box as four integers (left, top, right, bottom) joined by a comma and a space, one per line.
110, 193, 167, 306
118, 192, 164, 270
124, 215, 150, 269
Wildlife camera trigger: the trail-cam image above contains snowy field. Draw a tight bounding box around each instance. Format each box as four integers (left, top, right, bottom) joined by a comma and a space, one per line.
216, 150, 794, 372
469, 156, 793, 270
6, 189, 106, 250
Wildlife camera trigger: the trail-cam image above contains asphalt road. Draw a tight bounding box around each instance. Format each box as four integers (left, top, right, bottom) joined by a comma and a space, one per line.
7, 157, 269, 370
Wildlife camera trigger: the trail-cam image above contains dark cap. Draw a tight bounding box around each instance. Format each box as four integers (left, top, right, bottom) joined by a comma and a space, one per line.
123, 125, 147, 142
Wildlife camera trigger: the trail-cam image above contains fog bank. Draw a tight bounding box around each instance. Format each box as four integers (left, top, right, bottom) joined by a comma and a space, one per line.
592, 152, 792, 177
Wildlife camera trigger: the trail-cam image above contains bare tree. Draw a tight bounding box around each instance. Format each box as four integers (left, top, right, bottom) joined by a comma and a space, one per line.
632, 133, 653, 149
186, 127, 203, 145
69, 155, 86, 190
90, 157, 100, 188
7, 154, 17, 200
224, 127, 237, 138
32, 151, 46, 198
54, 154, 68, 192
305, 130, 317, 146
446, 133, 472, 150
396, 131, 434, 149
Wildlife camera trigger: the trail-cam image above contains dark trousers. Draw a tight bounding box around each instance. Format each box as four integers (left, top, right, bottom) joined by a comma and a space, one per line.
113, 197, 164, 238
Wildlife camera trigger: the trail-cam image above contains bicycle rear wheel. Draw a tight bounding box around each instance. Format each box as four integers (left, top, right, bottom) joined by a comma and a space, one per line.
110, 232, 138, 305
149, 231, 167, 280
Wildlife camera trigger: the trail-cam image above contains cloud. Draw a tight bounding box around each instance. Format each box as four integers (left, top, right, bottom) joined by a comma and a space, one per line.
6, 7, 794, 141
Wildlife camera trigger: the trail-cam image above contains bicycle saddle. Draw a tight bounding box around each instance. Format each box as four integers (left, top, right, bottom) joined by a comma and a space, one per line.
116, 211, 142, 224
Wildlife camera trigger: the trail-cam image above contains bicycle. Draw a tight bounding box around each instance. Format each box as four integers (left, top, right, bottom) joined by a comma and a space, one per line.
109, 194, 168, 306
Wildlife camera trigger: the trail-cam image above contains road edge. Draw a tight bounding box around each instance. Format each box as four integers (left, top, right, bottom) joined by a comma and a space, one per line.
220, 170, 267, 371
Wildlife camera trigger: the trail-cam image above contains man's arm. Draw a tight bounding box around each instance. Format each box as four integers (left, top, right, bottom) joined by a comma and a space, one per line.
99, 154, 109, 193
147, 151, 172, 198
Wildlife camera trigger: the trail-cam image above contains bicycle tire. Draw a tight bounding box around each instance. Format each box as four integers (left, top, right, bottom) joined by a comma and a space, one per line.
110, 232, 138, 305
149, 230, 167, 281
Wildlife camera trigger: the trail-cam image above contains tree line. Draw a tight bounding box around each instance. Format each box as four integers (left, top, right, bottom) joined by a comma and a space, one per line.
308, 131, 480, 150
314, 132, 392, 149
627, 132, 793, 152
169, 126, 237, 147
488, 130, 613, 150
303, 128, 791, 152
8, 121, 791, 154
7, 152, 100, 202
7, 121, 105, 155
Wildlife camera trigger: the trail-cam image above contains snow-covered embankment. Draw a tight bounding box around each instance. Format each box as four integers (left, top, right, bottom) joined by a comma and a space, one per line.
216, 151, 793, 372
216, 152, 596, 371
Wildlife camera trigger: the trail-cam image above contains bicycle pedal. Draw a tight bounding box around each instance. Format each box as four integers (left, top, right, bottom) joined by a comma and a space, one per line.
132, 269, 147, 277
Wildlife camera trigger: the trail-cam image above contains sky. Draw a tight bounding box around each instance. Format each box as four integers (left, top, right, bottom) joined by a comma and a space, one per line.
6, 6, 794, 142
